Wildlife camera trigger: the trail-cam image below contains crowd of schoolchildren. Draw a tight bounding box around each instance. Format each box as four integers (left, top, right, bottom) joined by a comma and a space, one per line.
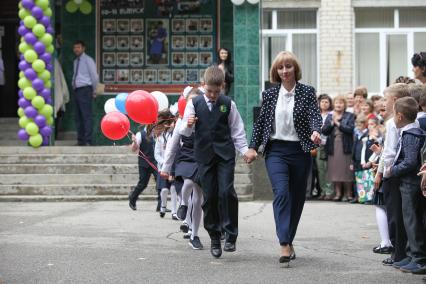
311, 78, 426, 275
126, 63, 426, 275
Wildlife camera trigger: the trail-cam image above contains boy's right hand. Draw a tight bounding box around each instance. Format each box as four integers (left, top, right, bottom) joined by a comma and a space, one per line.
374, 173, 382, 190
187, 115, 198, 127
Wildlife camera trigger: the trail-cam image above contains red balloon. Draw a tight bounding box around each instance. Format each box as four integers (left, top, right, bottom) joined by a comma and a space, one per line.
100, 111, 130, 140
125, 90, 158, 124
178, 95, 187, 117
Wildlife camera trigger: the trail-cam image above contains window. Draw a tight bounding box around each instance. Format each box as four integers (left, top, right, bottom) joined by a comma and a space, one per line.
261, 9, 318, 90
355, 8, 426, 93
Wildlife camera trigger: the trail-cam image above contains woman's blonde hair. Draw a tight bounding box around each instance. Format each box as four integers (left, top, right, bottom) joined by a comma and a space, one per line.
333, 94, 347, 111
270, 51, 302, 83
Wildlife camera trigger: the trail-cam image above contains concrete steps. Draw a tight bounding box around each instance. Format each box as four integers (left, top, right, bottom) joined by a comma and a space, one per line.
0, 146, 254, 201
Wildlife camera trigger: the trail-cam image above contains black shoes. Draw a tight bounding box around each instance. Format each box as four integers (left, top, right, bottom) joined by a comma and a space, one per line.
159, 207, 166, 218
223, 241, 236, 252
129, 201, 136, 211
373, 245, 393, 254
382, 257, 394, 266
210, 239, 222, 258
180, 222, 189, 233
177, 205, 188, 220
172, 213, 179, 220
189, 236, 204, 250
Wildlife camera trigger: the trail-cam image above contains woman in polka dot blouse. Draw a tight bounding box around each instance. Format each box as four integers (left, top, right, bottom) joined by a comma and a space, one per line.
246, 51, 322, 265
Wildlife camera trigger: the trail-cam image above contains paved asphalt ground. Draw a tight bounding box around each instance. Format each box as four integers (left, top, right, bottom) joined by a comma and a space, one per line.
0, 201, 424, 284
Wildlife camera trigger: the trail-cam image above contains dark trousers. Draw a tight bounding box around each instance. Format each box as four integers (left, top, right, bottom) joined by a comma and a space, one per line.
198, 155, 238, 242
383, 176, 407, 261
74, 86, 93, 145
129, 165, 158, 202
265, 141, 311, 246
400, 181, 426, 264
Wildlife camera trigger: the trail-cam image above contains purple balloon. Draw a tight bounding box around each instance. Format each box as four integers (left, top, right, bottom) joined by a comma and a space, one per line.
17, 128, 30, 141
18, 90, 24, 98
40, 16, 50, 27
24, 32, 37, 45
40, 126, 52, 137
40, 52, 52, 63
18, 25, 29, 36
46, 26, 54, 34
31, 6, 43, 20
45, 97, 52, 104
42, 135, 49, 146
24, 106, 38, 118
46, 64, 53, 72
19, 60, 31, 71
18, 97, 31, 108
40, 88, 51, 98
24, 68, 37, 80
34, 41, 46, 54
34, 115, 47, 128
22, 0, 34, 10
20, 54, 25, 61
32, 78, 44, 91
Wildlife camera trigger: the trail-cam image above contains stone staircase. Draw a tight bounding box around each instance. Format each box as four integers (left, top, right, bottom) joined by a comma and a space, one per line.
0, 117, 26, 146
0, 146, 254, 201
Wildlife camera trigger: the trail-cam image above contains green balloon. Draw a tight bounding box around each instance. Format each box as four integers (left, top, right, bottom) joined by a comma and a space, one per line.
40, 104, 53, 118
44, 7, 52, 17
19, 42, 31, 53
32, 59, 46, 73
23, 16, 37, 29
29, 134, 43, 147
24, 50, 38, 63
39, 70, 51, 82
23, 87, 37, 100
19, 116, 31, 128
32, 24, 46, 37
80, 1, 92, 14
45, 80, 52, 88
26, 122, 39, 136
47, 116, 54, 126
18, 78, 32, 89
65, 1, 78, 13
19, 2, 22, 9
32, 96, 45, 110
46, 44, 54, 54
17, 107, 25, 117
36, 0, 49, 10
19, 71, 24, 78
40, 33, 53, 45
19, 8, 30, 20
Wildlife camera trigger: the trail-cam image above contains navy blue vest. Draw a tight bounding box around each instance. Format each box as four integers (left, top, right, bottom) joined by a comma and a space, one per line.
138, 130, 155, 168
192, 95, 235, 164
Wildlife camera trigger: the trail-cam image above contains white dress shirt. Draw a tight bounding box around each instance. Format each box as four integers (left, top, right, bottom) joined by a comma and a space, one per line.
161, 118, 183, 173
378, 119, 399, 177
179, 95, 249, 156
154, 130, 172, 169
270, 85, 299, 141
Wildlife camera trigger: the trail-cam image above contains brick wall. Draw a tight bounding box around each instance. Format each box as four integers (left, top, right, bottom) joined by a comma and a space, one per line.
318, 0, 354, 95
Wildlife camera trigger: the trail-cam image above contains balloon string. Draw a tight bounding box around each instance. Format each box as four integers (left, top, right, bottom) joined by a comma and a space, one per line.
125, 130, 160, 173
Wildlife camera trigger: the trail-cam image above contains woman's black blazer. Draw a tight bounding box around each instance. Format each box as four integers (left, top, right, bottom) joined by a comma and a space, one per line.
322, 111, 355, 156
249, 82, 322, 154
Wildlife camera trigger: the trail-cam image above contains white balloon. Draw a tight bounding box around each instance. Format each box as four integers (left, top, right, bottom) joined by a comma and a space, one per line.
104, 98, 119, 113
231, 0, 245, 5
151, 91, 169, 111
246, 0, 259, 4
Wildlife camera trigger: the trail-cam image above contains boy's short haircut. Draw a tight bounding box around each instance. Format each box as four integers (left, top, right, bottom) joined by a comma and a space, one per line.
356, 114, 368, 125
394, 97, 419, 122
408, 84, 426, 105
203, 66, 225, 86
354, 86, 368, 99
384, 83, 411, 99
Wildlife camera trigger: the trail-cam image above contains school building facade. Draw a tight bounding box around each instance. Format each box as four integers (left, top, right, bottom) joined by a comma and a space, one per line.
1, 0, 426, 145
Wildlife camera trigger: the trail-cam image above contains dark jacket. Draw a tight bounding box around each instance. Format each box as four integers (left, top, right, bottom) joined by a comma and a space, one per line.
322, 111, 355, 156
352, 130, 374, 171
249, 82, 322, 154
392, 127, 426, 185
192, 94, 234, 164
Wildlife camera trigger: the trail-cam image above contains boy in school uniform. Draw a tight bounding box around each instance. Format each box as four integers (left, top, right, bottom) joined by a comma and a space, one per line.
180, 66, 256, 258
387, 97, 426, 274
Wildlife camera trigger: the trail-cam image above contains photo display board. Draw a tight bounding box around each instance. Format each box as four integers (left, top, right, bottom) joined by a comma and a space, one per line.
98, 0, 217, 92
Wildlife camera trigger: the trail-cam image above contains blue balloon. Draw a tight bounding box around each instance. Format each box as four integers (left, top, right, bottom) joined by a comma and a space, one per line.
115, 93, 128, 114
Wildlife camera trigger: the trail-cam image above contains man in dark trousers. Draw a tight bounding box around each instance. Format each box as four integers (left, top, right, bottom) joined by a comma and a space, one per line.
180, 66, 256, 258
72, 40, 98, 146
